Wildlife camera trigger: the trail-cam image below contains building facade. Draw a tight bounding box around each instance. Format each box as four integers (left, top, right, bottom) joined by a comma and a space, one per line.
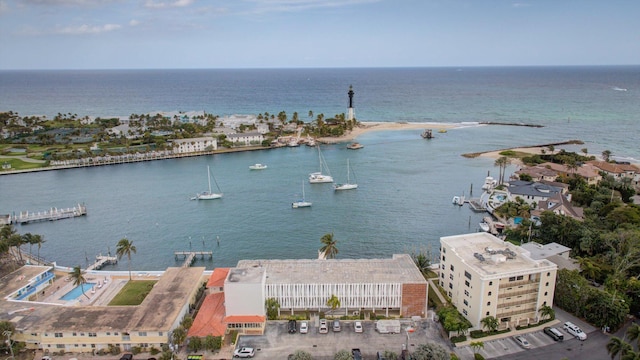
439, 233, 557, 330
172, 137, 217, 154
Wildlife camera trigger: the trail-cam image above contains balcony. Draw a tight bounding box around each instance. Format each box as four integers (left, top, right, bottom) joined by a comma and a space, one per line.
497, 297, 537, 309
498, 288, 539, 298
496, 306, 537, 318
499, 279, 539, 289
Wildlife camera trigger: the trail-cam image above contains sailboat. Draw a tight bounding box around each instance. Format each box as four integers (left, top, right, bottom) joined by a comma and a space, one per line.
309, 146, 333, 183
192, 165, 223, 200
334, 159, 358, 191
292, 180, 312, 208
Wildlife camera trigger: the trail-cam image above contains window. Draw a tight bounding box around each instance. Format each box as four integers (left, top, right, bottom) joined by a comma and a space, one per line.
72, 332, 77, 336
464, 290, 469, 296
449, 283, 453, 289
463, 309, 468, 315
489, 281, 493, 286
486, 312, 490, 316
91, 344, 96, 348
465, 280, 470, 287
547, 272, 551, 276
106, 332, 110, 336
440, 281, 444, 287
450, 265, 454, 271
442, 247, 446, 253
441, 273, 444, 279
487, 301, 491, 306
88, 333, 97, 337
544, 292, 548, 296
516, 275, 524, 281
464, 271, 472, 280
74, 344, 78, 348
54, 333, 63, 338
159, 332, 163, 336
463, 299, 468, 306
138, 332, 147, 336
488, 291, 492, 296
56, 345, 64, 349
442, 255, 446, 261
509, 276, 516, 282
441, 264, 445, 270
545, 282, 549, 286
449, 274, 454, 280
448, 291, 452, 297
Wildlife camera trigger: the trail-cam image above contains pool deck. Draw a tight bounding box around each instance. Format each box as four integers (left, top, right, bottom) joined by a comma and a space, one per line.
39, 271, 135, 306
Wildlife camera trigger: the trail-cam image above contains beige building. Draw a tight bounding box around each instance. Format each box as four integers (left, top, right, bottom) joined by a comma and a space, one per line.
1, 266, 205, 354
439, 233, 557, 330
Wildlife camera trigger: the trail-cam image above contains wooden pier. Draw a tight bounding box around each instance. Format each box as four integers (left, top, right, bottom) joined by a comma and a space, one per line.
13, 203, 86, 224
86, 254, 118, 271
174, 251, 213, 267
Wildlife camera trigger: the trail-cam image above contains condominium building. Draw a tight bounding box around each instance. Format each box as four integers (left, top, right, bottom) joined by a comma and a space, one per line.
439, 233, 557, 330
172, 137, 217, 154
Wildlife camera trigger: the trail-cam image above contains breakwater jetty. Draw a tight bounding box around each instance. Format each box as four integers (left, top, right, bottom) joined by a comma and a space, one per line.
479, 121, 544, 128
12, 203, 87, 224
462, 140, 584, 158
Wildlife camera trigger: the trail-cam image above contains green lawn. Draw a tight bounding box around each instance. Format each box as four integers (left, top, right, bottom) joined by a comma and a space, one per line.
108, 280, 157, 306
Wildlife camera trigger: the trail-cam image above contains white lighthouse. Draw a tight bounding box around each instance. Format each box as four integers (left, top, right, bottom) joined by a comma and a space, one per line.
347, 85, 355, 121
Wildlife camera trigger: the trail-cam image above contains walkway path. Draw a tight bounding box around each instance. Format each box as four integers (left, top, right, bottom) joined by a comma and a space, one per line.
0, 154, 46, 163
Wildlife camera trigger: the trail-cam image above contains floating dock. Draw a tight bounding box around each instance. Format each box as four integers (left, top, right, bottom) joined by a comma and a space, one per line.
174, 251, 213, 267
13, 203, 86, 224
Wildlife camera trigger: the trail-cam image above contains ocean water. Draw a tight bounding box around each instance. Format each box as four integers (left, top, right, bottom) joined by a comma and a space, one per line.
1, 67, 639, 270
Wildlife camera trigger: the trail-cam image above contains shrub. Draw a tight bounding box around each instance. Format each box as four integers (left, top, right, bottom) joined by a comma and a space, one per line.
474, 354, 485, 360
451, 334, 467, 343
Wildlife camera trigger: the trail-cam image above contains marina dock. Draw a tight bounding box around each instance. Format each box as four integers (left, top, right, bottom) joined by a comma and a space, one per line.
86, 254, 118, 271
12, 203, 86, 224
175, 251, 213, 267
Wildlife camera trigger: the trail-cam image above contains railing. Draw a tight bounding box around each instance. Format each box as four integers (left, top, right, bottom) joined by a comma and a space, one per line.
499, 280, 539, 289
498, 288, 539, 298
497, 298, 538, 308
496, 306, 537, 318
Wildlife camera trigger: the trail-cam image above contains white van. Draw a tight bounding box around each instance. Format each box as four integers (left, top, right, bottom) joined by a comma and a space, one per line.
563, 322, 587, 340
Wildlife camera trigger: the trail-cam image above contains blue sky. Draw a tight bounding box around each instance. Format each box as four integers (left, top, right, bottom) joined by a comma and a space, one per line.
0, 0, 638, 69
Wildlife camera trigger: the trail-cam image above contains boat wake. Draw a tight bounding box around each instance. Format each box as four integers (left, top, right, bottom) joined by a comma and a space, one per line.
612, 86, 628, 92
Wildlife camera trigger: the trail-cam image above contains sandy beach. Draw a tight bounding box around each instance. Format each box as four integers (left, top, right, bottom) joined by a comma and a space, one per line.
316, 121, 459, 144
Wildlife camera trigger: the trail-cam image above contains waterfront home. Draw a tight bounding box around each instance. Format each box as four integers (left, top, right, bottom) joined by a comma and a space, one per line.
503, 180, 564, 207
514, 162, 602, 185
588, 160, 640, 189
226, 132, 264, 147
171, 137, 218, 154
532, 191, 584, 221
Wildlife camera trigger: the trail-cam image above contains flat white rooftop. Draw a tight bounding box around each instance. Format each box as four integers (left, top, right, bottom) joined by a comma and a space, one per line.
236, 254, 426, 284
441, 232, 556, 277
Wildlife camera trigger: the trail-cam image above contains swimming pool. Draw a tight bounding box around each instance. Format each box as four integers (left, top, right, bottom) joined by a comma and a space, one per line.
60, 283, 96, 301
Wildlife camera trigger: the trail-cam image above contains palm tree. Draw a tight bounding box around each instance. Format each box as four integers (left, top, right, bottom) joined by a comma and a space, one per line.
608, 336, 632, 360
326, 294, 341, 313
70, 265, 90, 300
538, 305, 555, 321
602, 150, 612, 162
622, 351, 640, 360
319, 233, 338, 259
494, 156, 511, 185
116, 238, 137, 280
626, 323, 640, 347
470, 341, 484, 355
480, 315, 499, 333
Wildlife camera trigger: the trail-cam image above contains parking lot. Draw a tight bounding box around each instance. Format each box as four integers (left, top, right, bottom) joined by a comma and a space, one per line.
455, 308, 598, 360
235, 315, 453, 359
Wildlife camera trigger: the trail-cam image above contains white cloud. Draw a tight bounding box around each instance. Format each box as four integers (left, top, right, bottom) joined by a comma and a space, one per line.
56, 23, 122, 34
244, 0, 380, 14
129, 19, 140, 26
144, 0, 194, 9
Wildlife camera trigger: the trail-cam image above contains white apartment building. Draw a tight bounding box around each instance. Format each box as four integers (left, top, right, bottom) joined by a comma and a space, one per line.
439, 233, 557, 330
226, 132, 264, 146
171, 137, 217, 154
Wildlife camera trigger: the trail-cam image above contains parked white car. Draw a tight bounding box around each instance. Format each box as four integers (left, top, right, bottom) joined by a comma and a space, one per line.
563, 321, 587, 340
513, 335, 531, 349
354, 321, 363, 333
300, 321, 308, 334
234, 347, 255, 358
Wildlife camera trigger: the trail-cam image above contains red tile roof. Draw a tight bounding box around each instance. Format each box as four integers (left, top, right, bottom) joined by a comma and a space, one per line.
187, 292, 227, 337
207, 268, 230, 288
